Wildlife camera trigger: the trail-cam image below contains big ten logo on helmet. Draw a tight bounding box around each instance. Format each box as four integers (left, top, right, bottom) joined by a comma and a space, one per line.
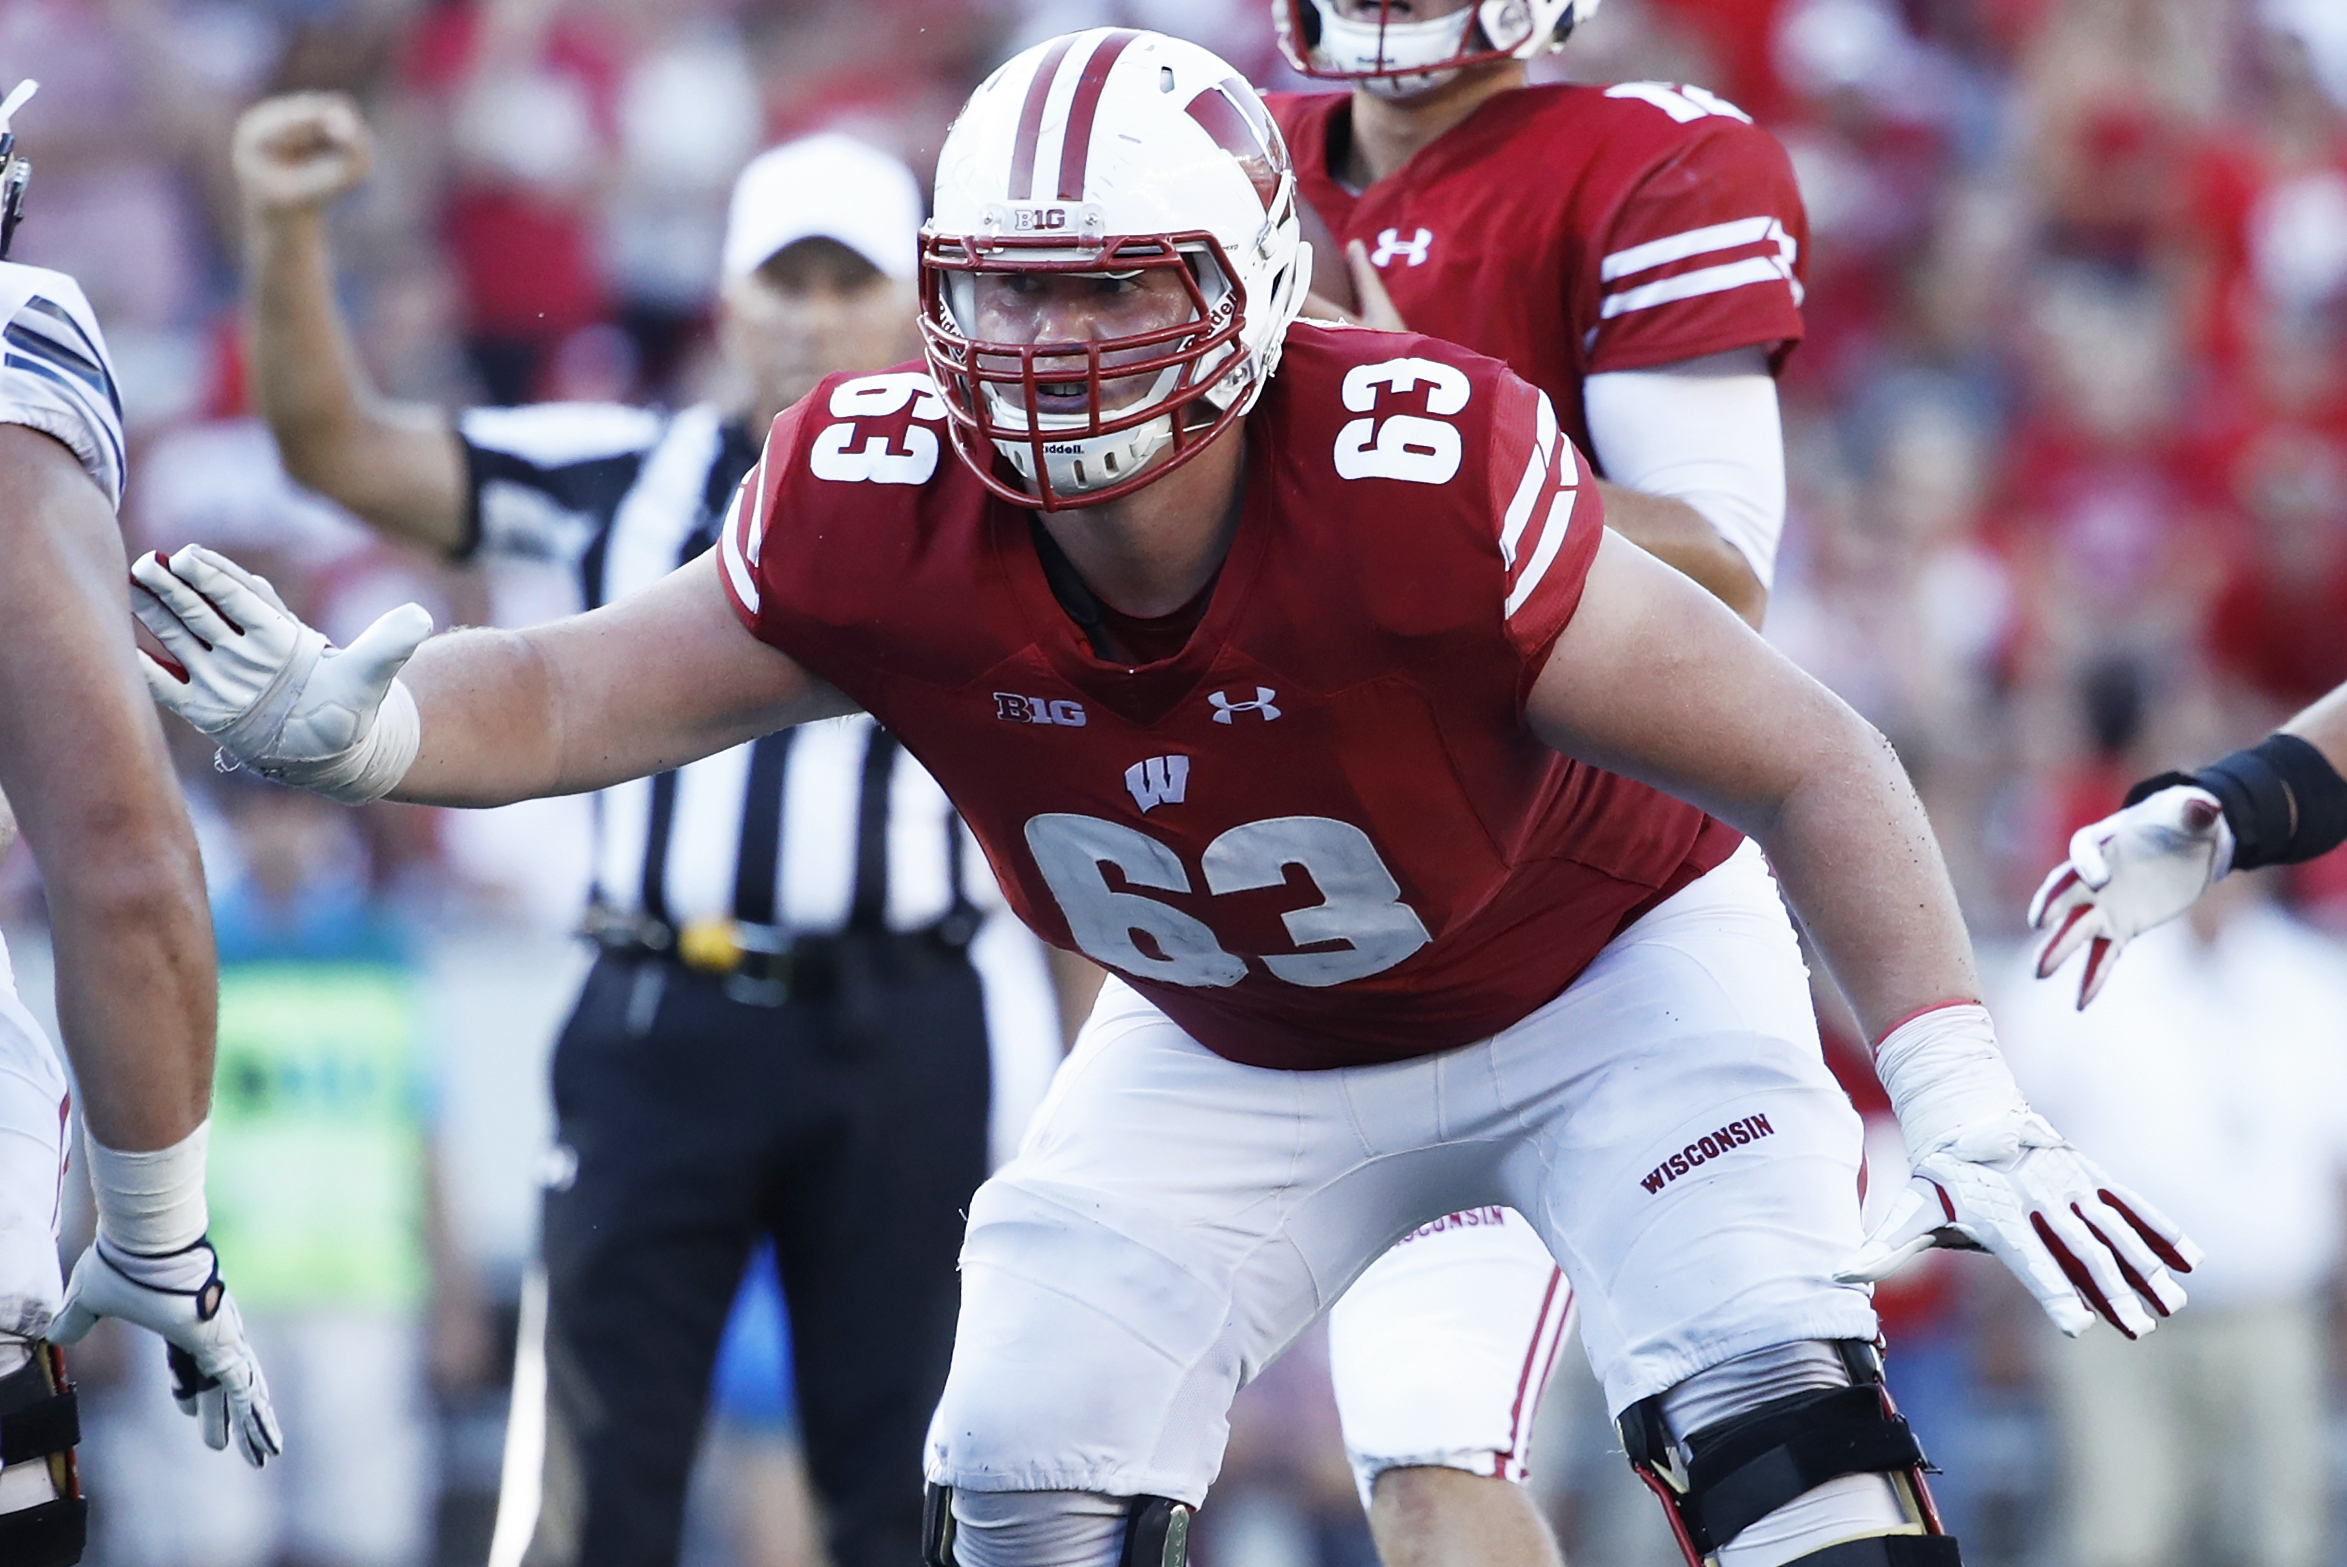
983, 202, 1107, 236
995, 692, 1088, 726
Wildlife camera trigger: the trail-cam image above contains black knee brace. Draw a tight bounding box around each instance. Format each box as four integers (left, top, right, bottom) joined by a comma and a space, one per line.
922, 1484, 1193, 1567
1619, 1342, 1958, 1567
0, 1343, 85, 1566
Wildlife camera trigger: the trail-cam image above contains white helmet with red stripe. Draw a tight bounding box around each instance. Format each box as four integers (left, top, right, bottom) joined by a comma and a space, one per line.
921, 29, 1308, 510
1276, 0, 1600, 98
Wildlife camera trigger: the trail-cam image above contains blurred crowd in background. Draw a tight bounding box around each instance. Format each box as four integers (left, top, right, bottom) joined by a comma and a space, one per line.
9, 0, 2347, 1563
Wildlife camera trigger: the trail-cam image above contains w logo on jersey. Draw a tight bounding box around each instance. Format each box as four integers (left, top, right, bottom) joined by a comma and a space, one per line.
1369, 227, 1433, 269
1124, 755, 1191, 813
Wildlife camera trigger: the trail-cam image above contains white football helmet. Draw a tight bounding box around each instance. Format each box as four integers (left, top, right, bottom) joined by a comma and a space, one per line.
921, 29, 1309, 510
1275, 0, 1599, 97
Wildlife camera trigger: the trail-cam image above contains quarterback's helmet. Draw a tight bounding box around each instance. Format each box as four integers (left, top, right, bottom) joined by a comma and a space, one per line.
920, 29, 1309, 510
1275, 0, 1598, 97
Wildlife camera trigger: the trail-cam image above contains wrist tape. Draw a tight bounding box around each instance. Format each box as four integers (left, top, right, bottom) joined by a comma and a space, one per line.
253, 679, 420, 806
1872, 1002, 2026, 1159
2128, 732, 2347, 871
84, 1121, 209, 1256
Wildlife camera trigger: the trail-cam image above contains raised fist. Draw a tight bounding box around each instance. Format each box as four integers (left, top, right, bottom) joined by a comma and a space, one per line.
232, 91, 374, 218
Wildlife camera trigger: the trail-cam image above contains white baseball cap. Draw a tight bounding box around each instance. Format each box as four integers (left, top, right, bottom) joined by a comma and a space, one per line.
721, 132, 924, 284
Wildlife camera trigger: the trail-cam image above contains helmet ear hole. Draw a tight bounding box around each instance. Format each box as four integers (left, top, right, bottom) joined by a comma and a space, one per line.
1297, 0, 1323, 49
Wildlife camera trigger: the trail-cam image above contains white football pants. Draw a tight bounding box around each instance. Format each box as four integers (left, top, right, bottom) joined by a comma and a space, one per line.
926, 841, 1876, 1508
1327, 1205, 1571, 1505
0, 936, 67, 1351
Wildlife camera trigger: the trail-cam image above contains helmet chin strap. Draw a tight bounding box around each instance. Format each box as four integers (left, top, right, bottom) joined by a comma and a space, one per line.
1310, 1, 1479, 96
987, 361, 1186, 500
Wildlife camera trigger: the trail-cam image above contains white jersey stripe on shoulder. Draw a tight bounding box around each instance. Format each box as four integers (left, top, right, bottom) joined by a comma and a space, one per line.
1498, 448, 1547, 570
1599, 256, 1789, 321
1600, 216, 1776, 283
719, 461, 762, 614
1499, 394, 1561, 568
1504, 485, 1578, 620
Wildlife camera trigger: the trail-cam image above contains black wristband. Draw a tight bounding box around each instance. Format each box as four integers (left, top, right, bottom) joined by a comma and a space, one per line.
2131, 734, 2347, 871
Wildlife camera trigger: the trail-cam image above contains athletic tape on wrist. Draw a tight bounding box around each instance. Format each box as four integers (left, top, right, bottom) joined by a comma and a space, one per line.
84, 1122, 209, 1256
258, 679, 420, 806
2142, 734, 2347, 871
1870, 1003, 2027, 1159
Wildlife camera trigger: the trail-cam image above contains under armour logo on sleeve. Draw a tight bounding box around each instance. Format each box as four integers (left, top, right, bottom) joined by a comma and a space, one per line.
1209, 688, 1281, 723
1369, 228, 1433, 268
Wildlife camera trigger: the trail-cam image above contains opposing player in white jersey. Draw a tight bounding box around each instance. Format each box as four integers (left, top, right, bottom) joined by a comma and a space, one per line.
135, 33, 2192, 1567
0, 82, 279, 1567
1265, 3, 1804, 1556
2033, 681, 2347, 1005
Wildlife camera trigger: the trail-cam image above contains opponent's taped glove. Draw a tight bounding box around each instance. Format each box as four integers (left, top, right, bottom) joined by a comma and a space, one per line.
2028, 786, 2232, 1009
131, 544, 430, 805
1834, 1003, 2200, 1339
52, 1238, 280, 1466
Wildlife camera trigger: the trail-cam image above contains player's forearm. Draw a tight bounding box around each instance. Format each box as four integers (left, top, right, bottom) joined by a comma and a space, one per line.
387, 626, 574, 808
1594, 481, 1766, 628
2282, 683, 2347, 778
244, 210, 467, 551
42, 820, 217, 1149
1744, 713, 1982, 1040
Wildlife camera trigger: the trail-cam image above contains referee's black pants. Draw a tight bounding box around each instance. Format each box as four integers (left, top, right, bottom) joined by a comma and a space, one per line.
517, 937, 991, 1567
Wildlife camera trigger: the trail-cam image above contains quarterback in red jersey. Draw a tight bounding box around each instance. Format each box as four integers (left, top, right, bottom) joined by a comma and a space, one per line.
142, 30, 2191, 1567
1272, 0, 1797, 631
1264, 1, 1808, 1555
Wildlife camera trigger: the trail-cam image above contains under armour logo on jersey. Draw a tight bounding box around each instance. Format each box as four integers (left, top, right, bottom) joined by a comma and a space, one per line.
1124, 755, 1191, 813
1209, 688, 1281, 723
995, 693, 1088, 726
1369, 227, 1433, 268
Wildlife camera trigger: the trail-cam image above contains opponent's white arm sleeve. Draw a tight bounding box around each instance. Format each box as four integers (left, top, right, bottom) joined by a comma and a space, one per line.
1582, 347, 1785, 591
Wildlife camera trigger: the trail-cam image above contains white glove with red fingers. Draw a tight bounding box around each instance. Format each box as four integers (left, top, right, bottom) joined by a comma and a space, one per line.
131, 544, 430, 804
2028, 785, 2233, 1009
1833, 1003, 2201, 1339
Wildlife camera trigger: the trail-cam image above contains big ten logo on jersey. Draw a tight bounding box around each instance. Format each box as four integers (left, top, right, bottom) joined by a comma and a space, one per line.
1603, 81, 1751, 125
1335, 357, 1470, 485
810, 371, 946, 485
995, 692, 1088, 726
1026, 812, 1431, 988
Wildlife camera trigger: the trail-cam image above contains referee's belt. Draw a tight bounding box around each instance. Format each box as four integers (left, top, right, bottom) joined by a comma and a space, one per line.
580, 905, 978, 995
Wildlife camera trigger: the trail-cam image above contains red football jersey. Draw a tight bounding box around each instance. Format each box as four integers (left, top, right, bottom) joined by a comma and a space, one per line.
721, 325, 1738, 1071
1268, 82, 1808, 459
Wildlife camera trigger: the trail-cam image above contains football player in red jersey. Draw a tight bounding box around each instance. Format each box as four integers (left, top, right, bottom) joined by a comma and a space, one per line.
143, 31, 2192, 1567
1262, 2, 1806, 1558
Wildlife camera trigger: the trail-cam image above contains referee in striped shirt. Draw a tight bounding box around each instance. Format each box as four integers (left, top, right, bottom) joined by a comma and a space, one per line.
231, 95, 1060, 1567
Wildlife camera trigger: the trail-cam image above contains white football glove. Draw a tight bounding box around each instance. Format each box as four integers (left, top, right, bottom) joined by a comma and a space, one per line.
131, 544, 430, 805
2028, 785, 2233, 1009
51, 1238, 282, 1466
1834, 1004, 2200, 1339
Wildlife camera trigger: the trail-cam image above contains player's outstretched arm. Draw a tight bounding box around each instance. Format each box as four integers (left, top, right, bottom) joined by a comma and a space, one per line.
1528, 531, 2200, 1338
137, 544, 852, 809
234, 92, 468, 553
2030, 679, 2347, 1006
